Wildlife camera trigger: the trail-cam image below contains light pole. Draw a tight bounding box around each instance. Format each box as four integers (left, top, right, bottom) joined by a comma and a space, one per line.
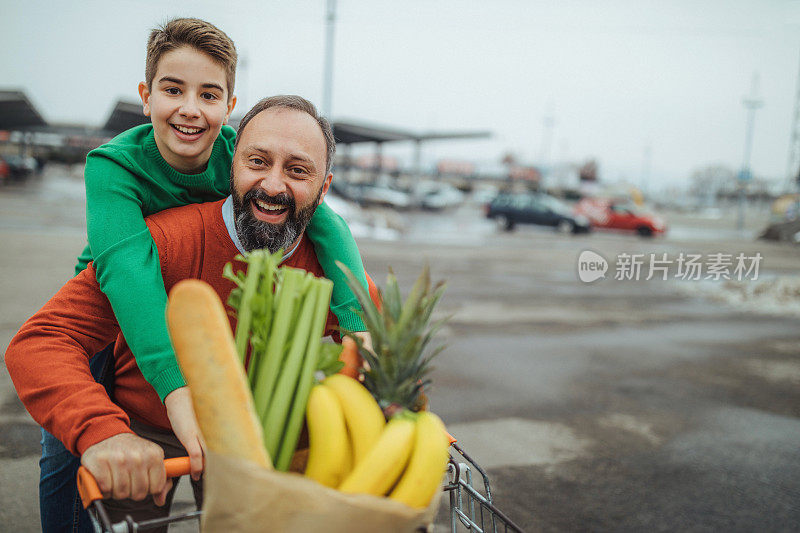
238, 54, 249, 112
737, 73, 763, 231
322, 0, 337, 118
786, 48, 800, 193
539, 102, 555, 176
641, 144, 652, 199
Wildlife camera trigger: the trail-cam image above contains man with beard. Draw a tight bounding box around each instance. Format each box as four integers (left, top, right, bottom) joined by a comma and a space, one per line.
6, 95, 377, 526
230, 95, 332, 255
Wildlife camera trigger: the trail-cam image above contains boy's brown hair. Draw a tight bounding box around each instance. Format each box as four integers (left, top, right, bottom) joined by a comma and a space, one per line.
145, 18, 237, 100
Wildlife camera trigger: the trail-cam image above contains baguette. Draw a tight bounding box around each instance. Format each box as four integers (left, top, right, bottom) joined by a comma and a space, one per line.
166, 279, 272, 469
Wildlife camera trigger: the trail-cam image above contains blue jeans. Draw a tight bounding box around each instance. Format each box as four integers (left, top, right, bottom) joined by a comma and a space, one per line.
39, 344, 115, 533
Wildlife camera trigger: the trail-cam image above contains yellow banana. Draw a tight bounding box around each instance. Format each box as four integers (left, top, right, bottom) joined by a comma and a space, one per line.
323, 374, 385, 465
389, 411, 450, 508
338, 415, 416, 496
304, 383, 351, 487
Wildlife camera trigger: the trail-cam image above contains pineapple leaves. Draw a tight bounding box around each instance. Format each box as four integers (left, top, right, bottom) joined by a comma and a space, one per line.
339, 262, 449, 412
336, 261, 387, 345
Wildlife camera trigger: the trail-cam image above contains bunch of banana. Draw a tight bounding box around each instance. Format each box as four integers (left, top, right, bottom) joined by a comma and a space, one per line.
304, 374, 384, 488
305, 374, 451, 509
303, 383, 352, 487
338, 409, 450, 509
387, 410, 450, 508
324, 374, 386, 464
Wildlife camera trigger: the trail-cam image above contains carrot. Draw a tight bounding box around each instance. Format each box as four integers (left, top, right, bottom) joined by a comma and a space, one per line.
338, 336, 363, 379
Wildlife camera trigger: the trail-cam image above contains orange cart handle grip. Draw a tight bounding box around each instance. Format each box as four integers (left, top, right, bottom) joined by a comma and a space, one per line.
77, 456, 191, 509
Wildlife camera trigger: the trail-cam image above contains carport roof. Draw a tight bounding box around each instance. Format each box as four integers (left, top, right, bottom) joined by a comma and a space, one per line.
0, 90, 48, 130
333, 121, 416, 144
96, 105, 492, 145
333, 120, 491, 145
414, 130, 492, 141
103, 101, 148, 134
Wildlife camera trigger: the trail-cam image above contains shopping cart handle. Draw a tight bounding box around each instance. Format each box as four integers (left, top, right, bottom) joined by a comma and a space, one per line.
77, 457, 191, 509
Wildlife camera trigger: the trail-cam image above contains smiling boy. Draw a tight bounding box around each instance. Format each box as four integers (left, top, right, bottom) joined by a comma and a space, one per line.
141, 45, 235, 173
38, 18, 369, 532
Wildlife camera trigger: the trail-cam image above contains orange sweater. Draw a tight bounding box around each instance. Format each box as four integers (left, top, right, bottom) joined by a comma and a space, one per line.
6, 199, 371, 456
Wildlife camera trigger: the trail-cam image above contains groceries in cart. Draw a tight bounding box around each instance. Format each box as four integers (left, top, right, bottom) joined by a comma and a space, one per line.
76, 250, 525, 532
166, 252, 451, 531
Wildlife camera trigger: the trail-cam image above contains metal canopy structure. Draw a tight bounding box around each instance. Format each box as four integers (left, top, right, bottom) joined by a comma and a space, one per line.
0, 91, 490, 176
0, 90, 47, 130
332, 120, 490, 145
332, 120, 491, 176
333, 121, 416, 144
96, 108, 491, 148
103, 101, 148, 135
415, 131, 493, 142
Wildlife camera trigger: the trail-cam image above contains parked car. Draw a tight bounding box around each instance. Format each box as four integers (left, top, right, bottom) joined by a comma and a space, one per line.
575, 198, 666, 237
0, 156, 9, 184
3, 155, 36, 181
331, 181, 413, 209
485, 192, 591, 233
356, 183, 413, 209
412, 181, 464, 210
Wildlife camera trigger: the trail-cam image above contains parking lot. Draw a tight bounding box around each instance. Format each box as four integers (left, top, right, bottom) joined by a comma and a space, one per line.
1, 168, 799, 531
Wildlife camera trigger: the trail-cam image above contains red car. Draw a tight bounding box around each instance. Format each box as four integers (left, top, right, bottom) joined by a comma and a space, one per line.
575, 198, 666, 237
0, 157, 9, 183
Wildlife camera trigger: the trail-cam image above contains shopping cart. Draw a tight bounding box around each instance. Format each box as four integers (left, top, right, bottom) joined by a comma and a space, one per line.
444, 442, 524, 533
78, 445, 525, 532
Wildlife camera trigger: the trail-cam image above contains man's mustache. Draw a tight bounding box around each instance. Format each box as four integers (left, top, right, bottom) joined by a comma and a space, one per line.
243, 189, 295, 211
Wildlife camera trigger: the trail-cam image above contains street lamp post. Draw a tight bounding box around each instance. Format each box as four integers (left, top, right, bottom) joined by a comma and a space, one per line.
238, 54, 249, 112
322, 0, 337, 118
641, 144, 652, 199
737, 74, 763, 231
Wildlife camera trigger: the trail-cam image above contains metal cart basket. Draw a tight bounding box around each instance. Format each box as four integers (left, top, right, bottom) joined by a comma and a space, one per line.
444, 442, 524, 532
78, 445, 525, 532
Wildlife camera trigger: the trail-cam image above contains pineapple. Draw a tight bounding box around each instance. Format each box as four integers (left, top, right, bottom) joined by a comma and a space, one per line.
334, 264, 451, 504
336, 262, 448, 418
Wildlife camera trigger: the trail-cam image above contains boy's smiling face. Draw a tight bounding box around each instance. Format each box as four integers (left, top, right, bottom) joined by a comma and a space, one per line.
138, 46, 236, 174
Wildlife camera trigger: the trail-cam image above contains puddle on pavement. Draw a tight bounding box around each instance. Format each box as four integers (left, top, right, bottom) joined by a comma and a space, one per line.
741, 359, 800, 384
598, 413, 661, 445
446, 417, 589, 469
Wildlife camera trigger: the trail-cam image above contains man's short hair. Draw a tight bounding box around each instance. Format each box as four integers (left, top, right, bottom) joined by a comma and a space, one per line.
235, 95, 336, 175
145, 18, 237, 100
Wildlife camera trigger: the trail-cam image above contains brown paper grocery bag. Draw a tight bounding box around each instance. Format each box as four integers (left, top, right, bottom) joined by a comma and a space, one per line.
202, 451, 442, 532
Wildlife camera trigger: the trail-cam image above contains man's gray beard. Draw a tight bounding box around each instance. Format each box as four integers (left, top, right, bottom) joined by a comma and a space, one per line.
232, 186, 323, 253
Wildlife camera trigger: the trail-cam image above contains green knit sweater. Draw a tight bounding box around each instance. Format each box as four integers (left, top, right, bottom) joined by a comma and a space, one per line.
75, 124, 367, 401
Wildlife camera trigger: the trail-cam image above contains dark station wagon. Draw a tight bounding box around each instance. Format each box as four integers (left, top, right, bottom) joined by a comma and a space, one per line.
485, 192, 591, 234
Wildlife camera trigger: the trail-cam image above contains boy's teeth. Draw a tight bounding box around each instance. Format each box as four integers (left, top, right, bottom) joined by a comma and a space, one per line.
255, 199, 286, 211
174, 125, 202, 134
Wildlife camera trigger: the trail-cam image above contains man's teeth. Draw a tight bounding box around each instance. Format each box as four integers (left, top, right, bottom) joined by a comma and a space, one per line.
255, 199, 286, 211
174, 125, 203, 134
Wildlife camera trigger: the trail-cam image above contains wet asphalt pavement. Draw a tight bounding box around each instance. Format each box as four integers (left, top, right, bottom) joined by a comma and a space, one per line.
1, 168, 800, 531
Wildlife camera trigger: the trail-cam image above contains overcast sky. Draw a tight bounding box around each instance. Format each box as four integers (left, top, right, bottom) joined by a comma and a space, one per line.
2, 0, 800, 191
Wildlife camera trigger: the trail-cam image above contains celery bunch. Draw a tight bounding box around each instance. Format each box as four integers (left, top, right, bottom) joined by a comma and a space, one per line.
224, 250, 340, 471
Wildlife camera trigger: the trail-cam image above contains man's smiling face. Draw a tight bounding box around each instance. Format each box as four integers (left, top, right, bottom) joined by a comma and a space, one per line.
230, 106, 332, 253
